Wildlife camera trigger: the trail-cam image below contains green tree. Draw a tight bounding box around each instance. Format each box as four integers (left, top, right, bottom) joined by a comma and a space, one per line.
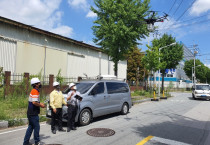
142, 45, 159, 72
56, 69, 64, 85
183, 59, 208, 83
127, 46, 147, 86
150, 33, 183, 91
91, 0, 150, 76
206, 67, 210, 83
142, 45, 160, 90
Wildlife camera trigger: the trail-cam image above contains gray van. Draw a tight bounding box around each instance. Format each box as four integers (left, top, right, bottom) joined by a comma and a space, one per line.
46, 79, 132, 126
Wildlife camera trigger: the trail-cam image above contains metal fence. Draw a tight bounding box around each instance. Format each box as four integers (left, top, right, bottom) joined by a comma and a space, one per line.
61, 77, 78, 85
10, 73, 24, 85
9, 73, 77, 86
42, 75, 49, 85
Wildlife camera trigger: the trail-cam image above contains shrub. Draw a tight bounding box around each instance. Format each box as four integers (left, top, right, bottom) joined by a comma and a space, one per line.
8, 119, 25, 127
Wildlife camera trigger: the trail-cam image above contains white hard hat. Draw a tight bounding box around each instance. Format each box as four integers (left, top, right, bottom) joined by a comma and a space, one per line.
69, 83, 75, 88
31, 78, 40, 85
53, 81, 60, 87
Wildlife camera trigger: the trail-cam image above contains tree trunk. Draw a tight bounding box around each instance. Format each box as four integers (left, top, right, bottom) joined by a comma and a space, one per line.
114, 61, 118, 77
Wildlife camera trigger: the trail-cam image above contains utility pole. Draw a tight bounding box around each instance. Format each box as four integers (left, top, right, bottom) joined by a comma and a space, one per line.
193, 44, 198, 86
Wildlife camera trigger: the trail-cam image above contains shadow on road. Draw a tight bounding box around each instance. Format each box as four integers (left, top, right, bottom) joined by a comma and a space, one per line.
132, 110, 210, 145
46, 111, 131, 128
188, 97, 210, 101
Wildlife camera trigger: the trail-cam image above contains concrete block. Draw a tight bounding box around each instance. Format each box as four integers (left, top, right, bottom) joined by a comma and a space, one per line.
21, 118, 28, 125
0, 120, 8, 129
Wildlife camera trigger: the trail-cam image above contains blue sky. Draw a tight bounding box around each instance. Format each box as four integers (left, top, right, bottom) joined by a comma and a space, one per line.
0, 0, 210, 66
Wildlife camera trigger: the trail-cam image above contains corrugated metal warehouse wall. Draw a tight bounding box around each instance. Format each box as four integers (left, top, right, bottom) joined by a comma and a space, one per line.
0, 17, 127, 79
0, 37, 17, 73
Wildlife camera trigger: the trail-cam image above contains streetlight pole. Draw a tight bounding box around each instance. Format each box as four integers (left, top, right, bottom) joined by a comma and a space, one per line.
192, 67, 193, 85
158, 42, 176, 97
99, 52, 102, 76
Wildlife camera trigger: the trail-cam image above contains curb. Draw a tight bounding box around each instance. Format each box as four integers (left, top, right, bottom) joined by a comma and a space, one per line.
0, 115, 47, 129
132, 96, 170, 104
132, 98, 151, 104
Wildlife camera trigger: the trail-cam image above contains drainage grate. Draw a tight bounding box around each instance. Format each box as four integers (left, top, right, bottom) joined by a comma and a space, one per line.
87, 128, 115, 137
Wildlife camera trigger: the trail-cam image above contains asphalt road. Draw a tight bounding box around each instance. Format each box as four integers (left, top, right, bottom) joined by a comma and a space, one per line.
1, 92, 210, 145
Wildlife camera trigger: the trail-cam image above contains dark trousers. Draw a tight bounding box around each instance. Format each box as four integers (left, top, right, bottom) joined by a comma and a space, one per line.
23, 115, 40, 145
51, 108, 63, 131
67, 105, 78, 129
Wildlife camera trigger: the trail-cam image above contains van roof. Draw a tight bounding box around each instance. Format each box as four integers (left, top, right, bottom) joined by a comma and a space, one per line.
195, 84, 209, 85
79, 79, 126, 83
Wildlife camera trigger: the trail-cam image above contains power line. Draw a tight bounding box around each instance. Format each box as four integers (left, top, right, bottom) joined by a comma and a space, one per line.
160, 0, 178, 33
160, 18, 210, 31
168, 0, 177, 14
180, 13, 210, 23
158, 13, 210, 32
176, 0, 197, 21
172, 0, 184, 16
161, 0, 183, 30
184, 53, 210, 58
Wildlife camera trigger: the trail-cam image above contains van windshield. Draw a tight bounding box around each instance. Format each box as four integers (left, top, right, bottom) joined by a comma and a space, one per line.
62, 83, 94, 94
196, 85, 210, 90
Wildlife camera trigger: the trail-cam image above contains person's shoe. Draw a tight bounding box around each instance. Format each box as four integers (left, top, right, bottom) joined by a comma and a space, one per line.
71, 127, 77, 130
35, 142, 45, 145
52, 130, 56, 134
67, 127, 71, 132
24, 142, 33, 145
58, 128, 66, 132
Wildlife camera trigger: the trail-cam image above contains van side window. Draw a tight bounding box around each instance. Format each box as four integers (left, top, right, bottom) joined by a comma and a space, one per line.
91, 82, 105, 95
106, 82, 129, 94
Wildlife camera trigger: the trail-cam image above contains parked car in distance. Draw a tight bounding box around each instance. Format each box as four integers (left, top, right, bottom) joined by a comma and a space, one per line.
46, 79, 132, 126
192, 84, 210, 100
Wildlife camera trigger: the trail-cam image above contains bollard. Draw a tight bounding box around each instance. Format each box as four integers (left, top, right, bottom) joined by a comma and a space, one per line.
151, 90, 159, 101
160, 90, 167, 99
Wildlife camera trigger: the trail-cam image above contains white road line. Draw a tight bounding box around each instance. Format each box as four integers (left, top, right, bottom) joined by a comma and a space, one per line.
0, 123, 46, 135
151, 136, 192, 145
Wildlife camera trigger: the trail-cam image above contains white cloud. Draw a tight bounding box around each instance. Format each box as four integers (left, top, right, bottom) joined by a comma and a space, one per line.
83, 40, 97, 46
190, 0, 210, 16
51, 26, 74, 37
0, 0, 74, 38
205, 64, 210, 68
67, 0, 89, 11
86, 10, 97, 18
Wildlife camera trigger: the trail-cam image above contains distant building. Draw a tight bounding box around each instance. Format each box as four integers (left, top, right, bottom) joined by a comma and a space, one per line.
0, 16, 127, 80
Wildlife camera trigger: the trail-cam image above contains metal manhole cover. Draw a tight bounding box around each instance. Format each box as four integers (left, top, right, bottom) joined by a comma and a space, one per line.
87, 128, 115, 137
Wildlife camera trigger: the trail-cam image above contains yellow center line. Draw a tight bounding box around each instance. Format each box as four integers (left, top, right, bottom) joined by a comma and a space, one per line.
136, 136, 154, 145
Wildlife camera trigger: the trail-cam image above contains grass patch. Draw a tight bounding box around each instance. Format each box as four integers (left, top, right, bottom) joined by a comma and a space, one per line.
131, 89, 172, 101
131, 90, 153, 101
0, 95, 47, 127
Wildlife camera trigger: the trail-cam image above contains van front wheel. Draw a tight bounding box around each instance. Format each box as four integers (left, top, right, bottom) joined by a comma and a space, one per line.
79, 109, 92, 126
121, 103, 129, 115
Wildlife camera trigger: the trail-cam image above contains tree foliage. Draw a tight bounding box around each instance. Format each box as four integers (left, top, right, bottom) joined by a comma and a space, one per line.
152, 34, 183, 70
143, 33, 183, 91
91, 0, 150, 76
183, 59, 209, 83
127, 46, 148, 83
142, 45, 159, 72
